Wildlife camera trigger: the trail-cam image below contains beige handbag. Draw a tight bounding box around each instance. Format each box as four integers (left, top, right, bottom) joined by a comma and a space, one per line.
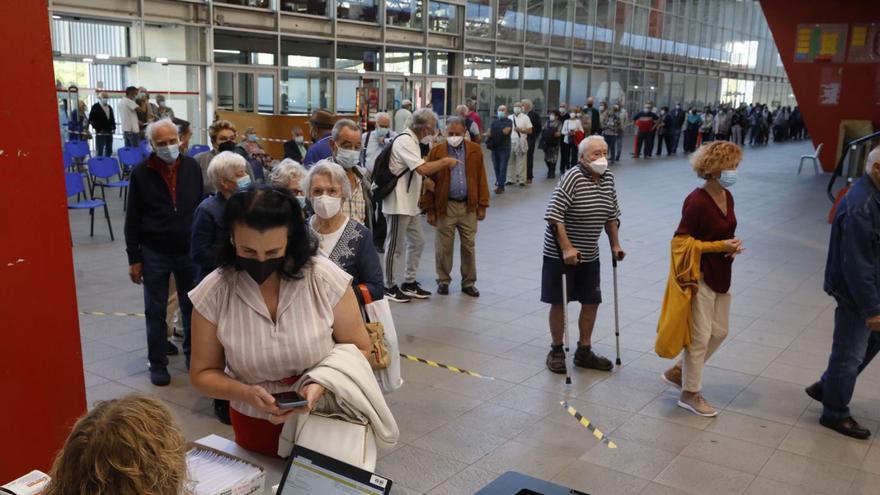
295, 411, 377, 470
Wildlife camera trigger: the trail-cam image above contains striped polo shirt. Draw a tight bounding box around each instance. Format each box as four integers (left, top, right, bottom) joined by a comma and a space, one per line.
543, 166, 621, 263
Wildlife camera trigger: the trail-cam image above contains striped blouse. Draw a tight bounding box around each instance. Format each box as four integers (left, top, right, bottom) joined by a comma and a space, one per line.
543, 166, 621, 263
188, 256, 353, 420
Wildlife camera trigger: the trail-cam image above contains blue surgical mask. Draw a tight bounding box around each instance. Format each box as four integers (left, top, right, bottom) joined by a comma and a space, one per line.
719, 170, 737, 187
236, 175, 252, 191
336, 148, 360, 169
497, 111, 505, 118
374, 127, 390, 138
247, 134, 258, 142
296, 196, 307, 209
156, 144, 179, 164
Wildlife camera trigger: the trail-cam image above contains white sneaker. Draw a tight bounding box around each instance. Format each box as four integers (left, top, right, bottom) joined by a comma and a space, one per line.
677, 393, 718, 417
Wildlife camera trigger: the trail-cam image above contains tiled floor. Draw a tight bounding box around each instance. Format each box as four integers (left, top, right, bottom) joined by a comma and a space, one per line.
72, 139, 880, 495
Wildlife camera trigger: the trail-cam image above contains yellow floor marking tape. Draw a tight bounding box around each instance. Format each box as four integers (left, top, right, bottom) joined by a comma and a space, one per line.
400, 353, 494, 380
561, 401, 618, 449
80, 311, 145, 317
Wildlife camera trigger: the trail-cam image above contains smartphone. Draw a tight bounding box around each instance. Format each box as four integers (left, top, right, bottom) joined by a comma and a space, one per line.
272, 391, 309, 410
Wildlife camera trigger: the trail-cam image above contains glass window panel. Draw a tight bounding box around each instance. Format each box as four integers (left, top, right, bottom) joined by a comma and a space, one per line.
550, 0, 574, 48
548, 63, 568, 109
387, 0, 424, 30
428, 2, 460, 33
336, 43, 379, 71
494, 57, 521, 108
607, 68, 625, 106
280, 0, 329, 16
683, 72, 696, 106
466, 0, 493, 38
644, 71, 661, 107
497, 0, 525, 42
706, 78, 719, 105
337, 0, 377, 22
625, 69, 643, 117
216, 0, 270, 7
630, 6, 649, 57
523, 60, 546, 113
591, 68, 608, 102
238, 73, 254, 112
143, 25, 204, 63
385, 49, 425, 74
573, 0, 593, 51
526, 0, 550, 45
257, 73, 275, 114
428, 51, 449, 75
281, 38, 332, 68
281, 70, 332, 114
571, 66, 589, 105
660, 11, 675, 61
217, 71, 234, 110
464, 54, 493, 79
214, 31, 276, 65
613, 2, 631, 56
594, 0, 614, 52
336, 74, 360, 113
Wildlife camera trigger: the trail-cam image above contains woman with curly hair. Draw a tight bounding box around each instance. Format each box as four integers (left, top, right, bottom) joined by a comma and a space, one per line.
661, 140, 745, 417
44, 395, 187, 495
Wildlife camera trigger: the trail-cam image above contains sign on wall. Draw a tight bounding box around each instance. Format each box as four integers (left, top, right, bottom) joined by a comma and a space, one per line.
848, 23, 880, 64
795, 24, 848, 63
819, 66, 843, 106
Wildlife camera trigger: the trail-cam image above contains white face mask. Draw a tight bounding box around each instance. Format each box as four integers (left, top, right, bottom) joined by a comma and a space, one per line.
311, 194, 342, 219
549, 115, 556, 122
587, 157, 608, 175
447, 135, 464, 148
559, 107, 567, 114
294, 136, 304, 144
335, 148, 360, 169
420, 132, 436, 145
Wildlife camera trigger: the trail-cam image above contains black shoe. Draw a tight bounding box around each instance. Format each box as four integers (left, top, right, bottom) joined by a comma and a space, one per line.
172, 327, 184, 341
149, 366, 171, 386
546, 346, 567, 374
819, 415, 872, 440
167, 340, 179, 356
401, 281, 431, 299
214, 399, 232, 425
573, 345, 613, 371
805, 381, 823, 402
384, 285, 412, 303
462, 286, 480, 298
437, 283, 449, 295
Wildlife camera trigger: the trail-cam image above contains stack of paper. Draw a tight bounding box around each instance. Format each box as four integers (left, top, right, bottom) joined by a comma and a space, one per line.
186, 447, 264, 495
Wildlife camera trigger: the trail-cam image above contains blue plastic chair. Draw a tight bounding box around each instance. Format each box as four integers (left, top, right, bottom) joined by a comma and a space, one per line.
65, 172, 114, 241
118, 146, 144, 176
65, 140, 90, 161
88, 156, 130, 210
140, 139, 152, 158
187, 144, 211, 157
62, 150, 73, 170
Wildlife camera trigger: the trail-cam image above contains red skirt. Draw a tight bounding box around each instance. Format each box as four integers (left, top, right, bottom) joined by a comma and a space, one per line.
230, 407, 284, 458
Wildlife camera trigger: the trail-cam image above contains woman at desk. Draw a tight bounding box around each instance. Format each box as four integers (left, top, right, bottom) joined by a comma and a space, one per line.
189, 185, 372, 457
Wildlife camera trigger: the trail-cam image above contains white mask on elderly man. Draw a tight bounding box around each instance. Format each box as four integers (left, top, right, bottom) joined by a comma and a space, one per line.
335, 148, 360, 169
447, 136, 464, 148
312, 194, 342, 219
586, 157, 608, 176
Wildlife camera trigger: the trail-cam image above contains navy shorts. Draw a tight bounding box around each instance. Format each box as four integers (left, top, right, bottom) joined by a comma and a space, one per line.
540, 257, 602, 305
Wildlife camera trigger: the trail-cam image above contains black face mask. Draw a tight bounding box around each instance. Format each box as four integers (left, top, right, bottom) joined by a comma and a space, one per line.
218, 141, 236, 153
236, 256, 284, 285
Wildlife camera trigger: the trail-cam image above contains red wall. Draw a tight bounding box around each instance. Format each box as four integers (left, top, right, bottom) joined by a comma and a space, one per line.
0, 3, 86, 480
761, 1, 880, 171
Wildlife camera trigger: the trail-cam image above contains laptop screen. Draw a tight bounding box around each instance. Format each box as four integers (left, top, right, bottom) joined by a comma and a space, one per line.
277, 446, 391, 495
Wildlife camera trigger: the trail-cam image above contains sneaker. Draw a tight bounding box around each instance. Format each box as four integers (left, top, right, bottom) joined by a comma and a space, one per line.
437, 283, 449, 295
546, 346, 567, 374
384, 285, 412, 303
505, 180, 514, 185
677, 392, 718, 417
401, 281, 431, 299
805, 381, 823, 402
573, 345, 613, 371
819, 415, 871, 440
662, 366, 683, 390
149, 366, 171, 387
166, 340, 179, 356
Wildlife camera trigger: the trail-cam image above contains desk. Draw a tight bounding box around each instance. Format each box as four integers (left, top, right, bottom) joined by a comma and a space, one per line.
194, 434, 286, 495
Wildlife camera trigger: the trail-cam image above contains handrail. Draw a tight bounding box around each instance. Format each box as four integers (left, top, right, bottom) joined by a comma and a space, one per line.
827, 130, 880, 202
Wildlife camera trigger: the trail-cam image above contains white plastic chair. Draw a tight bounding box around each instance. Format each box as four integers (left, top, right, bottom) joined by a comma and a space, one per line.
798, 142, 823, 176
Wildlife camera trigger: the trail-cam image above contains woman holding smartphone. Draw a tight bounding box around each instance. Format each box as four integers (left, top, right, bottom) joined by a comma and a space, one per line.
189, 185, 371, 457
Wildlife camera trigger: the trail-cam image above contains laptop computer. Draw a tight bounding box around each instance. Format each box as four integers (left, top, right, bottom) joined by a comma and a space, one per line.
275, 445, 393, 495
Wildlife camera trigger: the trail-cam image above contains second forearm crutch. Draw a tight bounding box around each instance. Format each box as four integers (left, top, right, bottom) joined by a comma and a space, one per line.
612, 255, 621, 366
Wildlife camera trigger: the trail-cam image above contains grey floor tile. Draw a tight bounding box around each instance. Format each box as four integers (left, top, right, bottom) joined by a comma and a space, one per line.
848, 471, 880, 495
639, 482, 696, 495
612, 415, 701, 454
455, 402, 543, 440
473, 440, 576, 480
654, 456, 755, 495
744, 476, 824, 495
375, 445, 468, 494
410, 423, 507, 465
779, 426, 871, 468
681, 431, 776, 475
426, 466, 499, 495
582, 440, 678, 480
578, 380, 662, 413
727, 377, 813, 425
705, 410, 793, 449
759, 451, 858, 495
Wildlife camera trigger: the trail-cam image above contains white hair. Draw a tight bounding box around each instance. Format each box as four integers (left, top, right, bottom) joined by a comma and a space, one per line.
374, 112, 391, 124
578, 135, 608, 158
401, 99, 412, 107
521, 99, 533, 109
332, 119, 361, 142
455, 104, 469, 115
269, 158, 307, 189
206, 151, 247, 189
867, 146, 880, 175
145, 118, 178, 145
302, 159, 352, 201
409, 108, 438, 135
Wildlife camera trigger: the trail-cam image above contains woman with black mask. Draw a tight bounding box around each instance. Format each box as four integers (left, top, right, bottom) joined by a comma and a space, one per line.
189, 185, 371, 457
683, 108, 702, 153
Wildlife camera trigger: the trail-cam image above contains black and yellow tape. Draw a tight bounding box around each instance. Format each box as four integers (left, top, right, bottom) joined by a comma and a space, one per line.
560, 401, 618, 449
400, 353, 494, 381
80, 311, 145, 318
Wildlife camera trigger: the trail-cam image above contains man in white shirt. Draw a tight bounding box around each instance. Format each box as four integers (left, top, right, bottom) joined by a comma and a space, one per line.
394, 100, 413, 132
561, 105, 585, 174
507, 102, 533, 187
362, 112, 396, 175
121, 86, 146, 148
383, 108, 458, 303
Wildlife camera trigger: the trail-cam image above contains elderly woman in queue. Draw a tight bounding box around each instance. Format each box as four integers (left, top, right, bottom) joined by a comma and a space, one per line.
189, 186, 375, 456
269, 158, 308, 207
661, 140, 744, 417
543, 135, 625, 374
304, 159, 384, 304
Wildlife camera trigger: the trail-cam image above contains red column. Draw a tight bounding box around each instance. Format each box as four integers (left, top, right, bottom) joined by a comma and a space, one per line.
761, 0, 880, 171
0, 3, 86, 479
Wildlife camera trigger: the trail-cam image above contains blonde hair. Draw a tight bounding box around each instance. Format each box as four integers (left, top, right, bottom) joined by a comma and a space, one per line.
45, 395, 188, 495
208, 119, 236, 144
690, 141, 743, 179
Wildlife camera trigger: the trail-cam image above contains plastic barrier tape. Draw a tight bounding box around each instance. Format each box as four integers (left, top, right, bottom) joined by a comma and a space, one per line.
560, 401, 618, 449
400, 353, 494, 380
81, 311, 145, 317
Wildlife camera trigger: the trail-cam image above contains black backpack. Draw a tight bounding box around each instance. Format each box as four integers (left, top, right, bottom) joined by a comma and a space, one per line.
370, 133, 418, 201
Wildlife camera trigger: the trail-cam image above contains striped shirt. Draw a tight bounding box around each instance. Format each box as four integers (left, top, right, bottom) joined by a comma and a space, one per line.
188, 256, 352, 420
543, 166, 621, 263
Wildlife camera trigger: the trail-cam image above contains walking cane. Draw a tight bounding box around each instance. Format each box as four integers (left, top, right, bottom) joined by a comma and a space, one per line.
612, 255, 622, 366
552, 224, 573, 386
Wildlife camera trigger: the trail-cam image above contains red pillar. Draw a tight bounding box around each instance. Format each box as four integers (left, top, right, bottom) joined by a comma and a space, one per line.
0, 3, 86, 479
760, 0, 880, 171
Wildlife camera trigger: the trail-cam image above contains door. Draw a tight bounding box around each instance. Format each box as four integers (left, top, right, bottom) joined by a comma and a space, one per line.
427, 77, 448, 118
465, 80, 494, 132
256, 72, 276, 114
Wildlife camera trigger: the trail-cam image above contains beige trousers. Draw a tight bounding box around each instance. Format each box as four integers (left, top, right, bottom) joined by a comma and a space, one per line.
435, 201, 478, 288
509, 148, 528, 184
680, 278, 731, 392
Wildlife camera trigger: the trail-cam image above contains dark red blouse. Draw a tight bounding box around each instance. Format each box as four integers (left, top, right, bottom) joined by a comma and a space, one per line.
674, 188, 737, 294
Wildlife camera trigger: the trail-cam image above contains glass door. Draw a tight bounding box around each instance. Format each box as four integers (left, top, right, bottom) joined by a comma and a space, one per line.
465, 80, 493, 133
427, 77, 448, 119
256, 72, 276, 114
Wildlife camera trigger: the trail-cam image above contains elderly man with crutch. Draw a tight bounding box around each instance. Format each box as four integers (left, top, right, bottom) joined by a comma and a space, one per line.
543, 135, 625, 375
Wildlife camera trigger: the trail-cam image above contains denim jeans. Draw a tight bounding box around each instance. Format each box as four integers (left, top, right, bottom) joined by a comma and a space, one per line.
604, 135, 618, 162
95, 134, 113, 157
821, 306, 880, 420
491, 147, 511, 188
142, 246, 196, 370
670, 128, 682, 153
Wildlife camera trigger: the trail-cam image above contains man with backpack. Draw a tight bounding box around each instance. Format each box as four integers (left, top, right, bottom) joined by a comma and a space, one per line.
372, 108, 459, 303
